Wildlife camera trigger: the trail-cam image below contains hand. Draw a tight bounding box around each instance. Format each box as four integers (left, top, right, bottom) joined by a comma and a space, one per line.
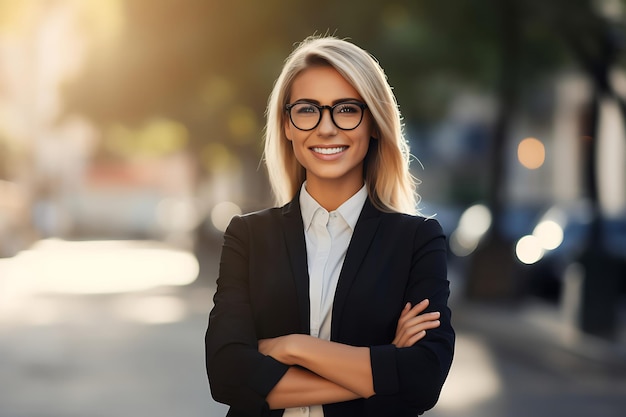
392, 299, 440, 348
258, 334, 298, 364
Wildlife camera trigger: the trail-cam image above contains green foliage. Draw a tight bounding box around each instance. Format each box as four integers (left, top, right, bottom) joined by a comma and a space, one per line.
60, 0, 624, 155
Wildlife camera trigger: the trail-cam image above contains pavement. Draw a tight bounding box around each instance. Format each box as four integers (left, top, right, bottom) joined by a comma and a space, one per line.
435, 301, 626, 417
1, 241, 625, 417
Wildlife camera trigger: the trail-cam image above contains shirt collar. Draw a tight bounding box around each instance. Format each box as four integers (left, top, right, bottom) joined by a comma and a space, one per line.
299, 182, 368, 232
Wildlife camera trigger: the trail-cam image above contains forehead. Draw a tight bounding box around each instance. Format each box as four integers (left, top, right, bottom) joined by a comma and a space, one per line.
289, 65, 363, 102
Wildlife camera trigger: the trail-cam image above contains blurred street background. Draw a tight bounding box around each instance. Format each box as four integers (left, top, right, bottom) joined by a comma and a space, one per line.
0, 1, 625, 416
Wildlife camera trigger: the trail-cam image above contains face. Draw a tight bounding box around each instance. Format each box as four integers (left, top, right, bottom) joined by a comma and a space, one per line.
285, 65, 374, 192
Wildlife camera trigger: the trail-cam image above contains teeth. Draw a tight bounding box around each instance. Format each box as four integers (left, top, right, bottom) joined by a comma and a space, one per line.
312, 147, 347, 155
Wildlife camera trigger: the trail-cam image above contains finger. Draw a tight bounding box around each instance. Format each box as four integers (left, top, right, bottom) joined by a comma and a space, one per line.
395, 318, 440, 346
407, 299, 429, 316
406, 330, 427, 346
398, 302, 412, 319
396, 315, 440, 338
397, 319, 441, 347
402, 311, 440, 328
393, 331, 411, 347
396, 302, 415, 330
400, 318, 441, 336
396, 308, 437, 342
395, 322, 425, 346
397, 300, 428, 327
395, 301, 439, 345
399, 300, 429, 327
395, 327, 426, 348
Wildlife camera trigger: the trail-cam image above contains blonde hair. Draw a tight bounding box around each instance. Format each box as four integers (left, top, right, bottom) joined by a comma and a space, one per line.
263, 36, 419, 215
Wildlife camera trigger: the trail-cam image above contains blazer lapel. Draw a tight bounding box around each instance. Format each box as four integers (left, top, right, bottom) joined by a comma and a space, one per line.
331, 199, 382, 336
281, 196, 311, 334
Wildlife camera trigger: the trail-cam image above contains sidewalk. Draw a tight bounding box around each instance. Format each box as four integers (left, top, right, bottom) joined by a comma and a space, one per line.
1, 240, 624, 417
453, 299, 626, 371
430, 299, 626, 417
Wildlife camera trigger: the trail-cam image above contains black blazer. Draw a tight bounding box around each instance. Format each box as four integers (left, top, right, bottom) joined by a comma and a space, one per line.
205, 196, 455, 417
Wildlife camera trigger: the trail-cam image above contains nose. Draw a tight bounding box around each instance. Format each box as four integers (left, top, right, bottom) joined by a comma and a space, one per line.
317, 107, 337, 136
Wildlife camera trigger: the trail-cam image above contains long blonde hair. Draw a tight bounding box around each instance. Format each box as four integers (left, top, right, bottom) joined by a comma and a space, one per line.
263, 36, 419, 215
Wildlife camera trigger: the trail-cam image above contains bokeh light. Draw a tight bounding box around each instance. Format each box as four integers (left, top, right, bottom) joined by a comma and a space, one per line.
450, 204, 492, 257
532, 220, 564, 250
515, 235, 544, 264
156, 197, 199, 233
200, 143, 241, 174
228, 105, 258, 145
517, 137, 546, 169
104, 118, 189, 158
210, 201, 242, 232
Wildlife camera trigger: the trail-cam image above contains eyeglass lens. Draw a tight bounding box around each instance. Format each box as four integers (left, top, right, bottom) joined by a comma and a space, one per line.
288, 102, 364, 130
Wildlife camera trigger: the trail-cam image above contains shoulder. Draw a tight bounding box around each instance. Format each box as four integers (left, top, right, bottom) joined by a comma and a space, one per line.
380, 211, 444, 235
240, 206, 284, 220
375, 215, 446, 265
376, 212, 446, 255
360, 199, 444, 239
227, 200, 297, 233
228, 206, 283, 230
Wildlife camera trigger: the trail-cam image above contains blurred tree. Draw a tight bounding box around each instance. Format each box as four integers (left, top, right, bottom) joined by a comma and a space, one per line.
465, 0, 626, 340
554, 0, 626, 339
61, 1, 511, 153
464, 0, 525, 301
443, 0, 575, 301
62, 0, 563, 205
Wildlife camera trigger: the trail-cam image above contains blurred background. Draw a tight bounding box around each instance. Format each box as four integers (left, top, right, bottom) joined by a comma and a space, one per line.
0, 0, 625, 416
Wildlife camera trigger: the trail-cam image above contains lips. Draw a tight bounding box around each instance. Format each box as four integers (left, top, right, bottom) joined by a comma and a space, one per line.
311, 146, 348, 155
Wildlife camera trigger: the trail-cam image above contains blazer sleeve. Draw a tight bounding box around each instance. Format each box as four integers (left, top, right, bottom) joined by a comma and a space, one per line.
205, 215, 289, 415
369, 218, 455, 413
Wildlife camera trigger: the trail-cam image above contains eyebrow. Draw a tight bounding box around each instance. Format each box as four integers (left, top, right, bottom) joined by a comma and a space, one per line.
291, 98, 364, 105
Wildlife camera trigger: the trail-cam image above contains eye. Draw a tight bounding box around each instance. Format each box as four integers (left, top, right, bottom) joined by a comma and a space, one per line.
335, 103, 361, 114
294, 103, 318, 114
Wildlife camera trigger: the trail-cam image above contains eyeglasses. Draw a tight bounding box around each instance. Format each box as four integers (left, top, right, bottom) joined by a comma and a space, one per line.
285, 101, 368, 131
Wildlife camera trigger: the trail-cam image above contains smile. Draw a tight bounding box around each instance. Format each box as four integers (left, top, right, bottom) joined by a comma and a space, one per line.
311, 146, 348, 155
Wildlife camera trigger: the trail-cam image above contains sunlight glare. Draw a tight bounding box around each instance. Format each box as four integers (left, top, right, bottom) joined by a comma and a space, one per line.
112, 295, 187, 324
2, 240, 199, 295
436, 335, 502, 411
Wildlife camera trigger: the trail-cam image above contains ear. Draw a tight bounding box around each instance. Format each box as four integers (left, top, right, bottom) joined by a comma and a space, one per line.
284, 118, 293, 141
370, 122, 380, 140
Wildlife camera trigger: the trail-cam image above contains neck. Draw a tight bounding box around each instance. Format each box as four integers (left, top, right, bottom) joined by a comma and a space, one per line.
305, 178, 364, 211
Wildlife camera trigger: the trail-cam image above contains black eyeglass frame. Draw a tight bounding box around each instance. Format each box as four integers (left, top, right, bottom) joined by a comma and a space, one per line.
285, 101, 368, 131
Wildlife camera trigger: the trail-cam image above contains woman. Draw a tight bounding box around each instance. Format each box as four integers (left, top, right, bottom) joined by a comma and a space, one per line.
205, 35, 454, 416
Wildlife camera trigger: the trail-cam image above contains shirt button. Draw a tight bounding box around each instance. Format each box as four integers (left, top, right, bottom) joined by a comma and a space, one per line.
301, 407, 307, 413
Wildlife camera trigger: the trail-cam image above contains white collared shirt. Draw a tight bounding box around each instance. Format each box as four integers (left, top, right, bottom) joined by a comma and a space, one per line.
283, 182, 367, 417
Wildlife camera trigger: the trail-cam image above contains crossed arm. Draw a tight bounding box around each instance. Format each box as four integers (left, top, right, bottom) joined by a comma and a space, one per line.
206, 215, 453, 413
258, 299, 441, 409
